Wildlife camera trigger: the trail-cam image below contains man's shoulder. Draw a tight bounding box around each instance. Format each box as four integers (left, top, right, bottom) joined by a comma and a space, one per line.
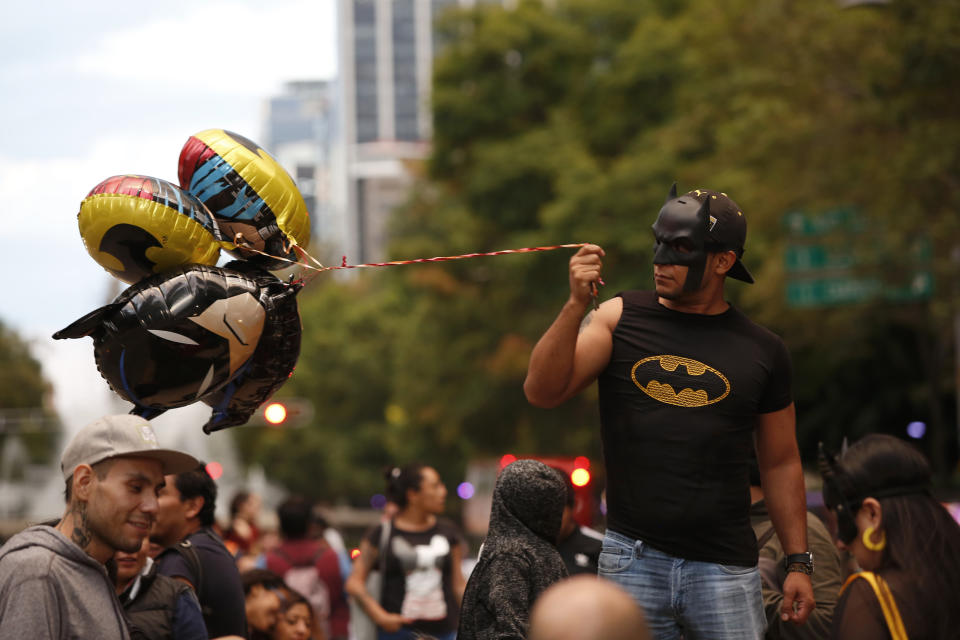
0, 528, 85, 579
147, 569, 195, 599
187, 527, 233, 559
0, 543, 58, 578
726, 306, 786, 344
156, 541, 201, 584
186, 526, 225, 545
616, 290, 657, 308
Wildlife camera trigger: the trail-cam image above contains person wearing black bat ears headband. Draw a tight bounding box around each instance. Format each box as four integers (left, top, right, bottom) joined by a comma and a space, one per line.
819, 434, 960, 640
525, 184, 814, 639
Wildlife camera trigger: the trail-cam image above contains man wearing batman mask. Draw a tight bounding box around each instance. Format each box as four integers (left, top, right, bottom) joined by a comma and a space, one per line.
525, 185, 814, 639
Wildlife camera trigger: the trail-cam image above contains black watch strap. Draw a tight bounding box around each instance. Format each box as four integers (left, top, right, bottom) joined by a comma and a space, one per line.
785, 552, 814, 574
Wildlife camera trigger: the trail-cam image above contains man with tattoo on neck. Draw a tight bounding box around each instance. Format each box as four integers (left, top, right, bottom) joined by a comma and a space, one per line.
0, 414, 199, 640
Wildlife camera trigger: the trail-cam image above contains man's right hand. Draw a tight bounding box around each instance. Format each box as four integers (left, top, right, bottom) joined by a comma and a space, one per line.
569, 244, 605, 308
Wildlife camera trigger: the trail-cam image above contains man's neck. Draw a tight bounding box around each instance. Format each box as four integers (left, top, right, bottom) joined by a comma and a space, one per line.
658, 293, 729, 315
158, 520, 203, 548
658, 276, 729, 315
181, 521, 203, 540
56, 507, 112, 564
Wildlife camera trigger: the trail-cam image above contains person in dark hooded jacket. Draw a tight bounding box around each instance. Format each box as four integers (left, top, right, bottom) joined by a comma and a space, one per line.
458, 459, 569, 640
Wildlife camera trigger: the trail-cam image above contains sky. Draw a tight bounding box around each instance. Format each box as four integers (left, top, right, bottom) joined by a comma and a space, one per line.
0, 0, 337, 444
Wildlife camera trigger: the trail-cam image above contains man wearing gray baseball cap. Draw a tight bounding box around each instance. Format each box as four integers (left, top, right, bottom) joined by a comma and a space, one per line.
0, 414, 199, 640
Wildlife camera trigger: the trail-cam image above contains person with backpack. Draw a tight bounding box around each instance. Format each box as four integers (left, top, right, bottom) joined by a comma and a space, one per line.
265, 497, 349, 640
152, 464, 248, 639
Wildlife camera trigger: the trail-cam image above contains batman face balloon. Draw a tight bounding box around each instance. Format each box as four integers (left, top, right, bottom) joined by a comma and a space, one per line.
53, 264, 278, 417
200, 261, 303, 433
178, 129, 311, 271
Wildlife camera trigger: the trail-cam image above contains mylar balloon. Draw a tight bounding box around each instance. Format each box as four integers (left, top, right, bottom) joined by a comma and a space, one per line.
78, 175, 226, 284
201, 261, 302, 433
178, 129, 311, 270
52, 264, 283, 425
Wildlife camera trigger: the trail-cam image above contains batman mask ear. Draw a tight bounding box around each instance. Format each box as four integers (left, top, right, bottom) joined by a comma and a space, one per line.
697, 195, 711, 228
665, 182, 678, 203
52, 303, 122, 340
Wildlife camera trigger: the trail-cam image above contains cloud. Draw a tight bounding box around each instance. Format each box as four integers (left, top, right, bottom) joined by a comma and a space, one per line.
0, 0, 338, 432
0, 121, 259, 338
0, 124, 232, 241
71, 0, 337, 96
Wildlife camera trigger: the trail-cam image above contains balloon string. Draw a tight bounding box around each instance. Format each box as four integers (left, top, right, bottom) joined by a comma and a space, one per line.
321, 243, 589, 271
239, 241, 593, 276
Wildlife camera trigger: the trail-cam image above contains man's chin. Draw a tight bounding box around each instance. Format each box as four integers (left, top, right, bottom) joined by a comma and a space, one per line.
655, 285, 679, 300
115, 537, 145, 554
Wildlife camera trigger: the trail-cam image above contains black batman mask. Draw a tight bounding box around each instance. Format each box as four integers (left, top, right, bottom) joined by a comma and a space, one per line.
652, 183, 713, 293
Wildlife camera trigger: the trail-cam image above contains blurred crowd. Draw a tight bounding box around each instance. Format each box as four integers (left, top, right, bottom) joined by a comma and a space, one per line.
1, 414, 958, 640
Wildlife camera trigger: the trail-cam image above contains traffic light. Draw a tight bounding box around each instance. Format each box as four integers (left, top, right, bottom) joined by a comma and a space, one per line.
263, 402, 287, 425
571, 456, 591, 487
253, 398, 314, 428
571, 467, 591, 487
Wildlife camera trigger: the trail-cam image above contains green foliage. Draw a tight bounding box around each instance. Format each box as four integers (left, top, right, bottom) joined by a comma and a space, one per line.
0, 320, 60, 463
236, 0, 960, 501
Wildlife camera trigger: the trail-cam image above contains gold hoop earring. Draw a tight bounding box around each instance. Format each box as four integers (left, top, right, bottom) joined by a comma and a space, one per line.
862, 526, 886, 551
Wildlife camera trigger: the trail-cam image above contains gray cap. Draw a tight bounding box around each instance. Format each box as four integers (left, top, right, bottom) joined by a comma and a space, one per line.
60, 414, 200, 480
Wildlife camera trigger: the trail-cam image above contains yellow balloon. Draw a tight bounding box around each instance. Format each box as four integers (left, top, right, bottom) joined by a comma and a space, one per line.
178, 129, 311, 269
78, 175, 225, 284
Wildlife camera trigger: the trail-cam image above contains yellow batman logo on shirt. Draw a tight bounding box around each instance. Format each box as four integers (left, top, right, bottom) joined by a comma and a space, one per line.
630, 355, 730, 407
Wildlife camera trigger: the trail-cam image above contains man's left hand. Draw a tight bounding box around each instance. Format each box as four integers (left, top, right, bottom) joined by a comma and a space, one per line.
781, 571, 815, 624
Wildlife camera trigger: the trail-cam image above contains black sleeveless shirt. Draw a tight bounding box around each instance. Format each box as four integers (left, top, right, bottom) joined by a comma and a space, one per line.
598, 291, 792, 565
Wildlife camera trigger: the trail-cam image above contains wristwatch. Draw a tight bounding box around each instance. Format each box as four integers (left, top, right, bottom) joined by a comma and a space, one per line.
785, 551, 814, 575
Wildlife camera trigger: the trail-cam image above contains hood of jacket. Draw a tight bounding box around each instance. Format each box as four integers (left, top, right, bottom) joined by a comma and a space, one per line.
457, 461, 568, 640
0, 525, 131, 640
487, 459, 566, 546
0, 524, 106, 572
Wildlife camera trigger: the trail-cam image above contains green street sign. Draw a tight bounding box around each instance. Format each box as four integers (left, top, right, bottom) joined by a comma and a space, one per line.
783, 207, 862, 237
786, 272, 934, 308
783, 208, 933, 307
784, 245, 856, 271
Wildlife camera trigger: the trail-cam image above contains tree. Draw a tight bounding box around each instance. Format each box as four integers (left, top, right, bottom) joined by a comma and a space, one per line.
0, 320, 60, 464
235, 0, 960, 501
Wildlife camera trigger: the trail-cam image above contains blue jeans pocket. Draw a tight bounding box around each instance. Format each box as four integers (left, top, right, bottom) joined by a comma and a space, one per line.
598, 544, 635, 574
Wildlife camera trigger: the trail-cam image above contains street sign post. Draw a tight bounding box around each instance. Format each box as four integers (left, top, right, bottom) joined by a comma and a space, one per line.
784, 209, 933, 307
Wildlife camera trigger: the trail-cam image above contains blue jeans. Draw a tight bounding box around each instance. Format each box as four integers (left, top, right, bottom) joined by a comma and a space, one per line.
377, 630, 455, 640
599, 530, 765, 640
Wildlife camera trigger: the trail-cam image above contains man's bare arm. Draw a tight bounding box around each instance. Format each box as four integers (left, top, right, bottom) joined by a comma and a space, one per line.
756, 404, 806, 554
524, 245, 618, 407
756, 403, 815, 625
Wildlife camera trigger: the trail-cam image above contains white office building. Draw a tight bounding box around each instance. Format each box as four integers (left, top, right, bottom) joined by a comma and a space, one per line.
337, 0, 515, 264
